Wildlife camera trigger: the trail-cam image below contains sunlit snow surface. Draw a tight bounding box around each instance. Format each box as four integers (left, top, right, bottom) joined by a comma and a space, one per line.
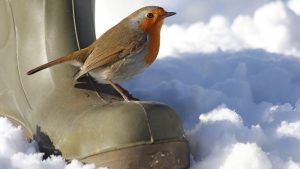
123, 51, 300, 169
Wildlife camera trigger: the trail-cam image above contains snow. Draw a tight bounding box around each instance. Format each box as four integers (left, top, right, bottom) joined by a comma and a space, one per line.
219, 143, 272, 169
277, 121, 300, 140
0, 118, 106, 169
198, 105, 243, 124
123, 50, 300, 168
160, 1, 300, 58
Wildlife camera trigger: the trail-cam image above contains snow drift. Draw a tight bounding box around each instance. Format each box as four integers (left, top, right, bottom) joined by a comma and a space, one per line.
124, 50, 300, 169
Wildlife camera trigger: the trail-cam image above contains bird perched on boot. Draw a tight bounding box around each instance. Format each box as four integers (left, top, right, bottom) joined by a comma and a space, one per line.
27, 6, 176, 101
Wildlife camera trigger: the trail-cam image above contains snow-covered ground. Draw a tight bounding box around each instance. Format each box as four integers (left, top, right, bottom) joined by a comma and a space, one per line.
0, 117, 106, 169
1, 0, 300, 169
124, 50, 300, 169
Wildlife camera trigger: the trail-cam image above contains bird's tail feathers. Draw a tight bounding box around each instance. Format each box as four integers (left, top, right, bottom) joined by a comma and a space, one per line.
27, 48, 90, 75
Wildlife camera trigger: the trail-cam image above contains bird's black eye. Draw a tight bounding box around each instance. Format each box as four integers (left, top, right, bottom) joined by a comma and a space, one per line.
146, 13, 154, 19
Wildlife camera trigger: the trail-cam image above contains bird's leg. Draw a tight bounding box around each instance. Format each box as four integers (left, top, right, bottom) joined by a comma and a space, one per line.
87, 74, 107, 102
108, 80, 130, 102
114, 84, 139, 101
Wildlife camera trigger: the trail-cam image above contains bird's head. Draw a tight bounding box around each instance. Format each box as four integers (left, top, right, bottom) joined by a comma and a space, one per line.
128, 6, 176, 33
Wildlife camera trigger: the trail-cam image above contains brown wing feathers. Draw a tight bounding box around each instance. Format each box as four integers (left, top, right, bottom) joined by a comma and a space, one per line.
73, 49, 123, 81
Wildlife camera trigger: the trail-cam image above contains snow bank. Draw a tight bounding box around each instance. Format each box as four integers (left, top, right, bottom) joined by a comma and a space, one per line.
124, 50, 300, 169
160, 1, 300, 58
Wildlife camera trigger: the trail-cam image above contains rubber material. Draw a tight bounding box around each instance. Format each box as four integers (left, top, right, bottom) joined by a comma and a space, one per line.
82, 140, 190, 169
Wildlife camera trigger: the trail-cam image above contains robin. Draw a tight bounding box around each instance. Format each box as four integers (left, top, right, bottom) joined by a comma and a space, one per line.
27, 6, 176, 101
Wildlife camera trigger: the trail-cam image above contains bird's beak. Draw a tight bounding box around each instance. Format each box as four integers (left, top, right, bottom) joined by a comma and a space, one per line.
164, 12, 176, 18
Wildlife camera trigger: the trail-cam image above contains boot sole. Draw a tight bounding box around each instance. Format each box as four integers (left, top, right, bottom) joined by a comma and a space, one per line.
81, 139, 190, 169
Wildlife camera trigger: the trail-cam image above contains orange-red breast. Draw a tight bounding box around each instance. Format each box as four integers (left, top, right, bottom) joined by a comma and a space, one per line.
27, 6, 176, 101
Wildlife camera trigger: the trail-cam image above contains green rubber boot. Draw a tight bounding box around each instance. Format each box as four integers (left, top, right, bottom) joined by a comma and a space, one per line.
0, 0, 190, 168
